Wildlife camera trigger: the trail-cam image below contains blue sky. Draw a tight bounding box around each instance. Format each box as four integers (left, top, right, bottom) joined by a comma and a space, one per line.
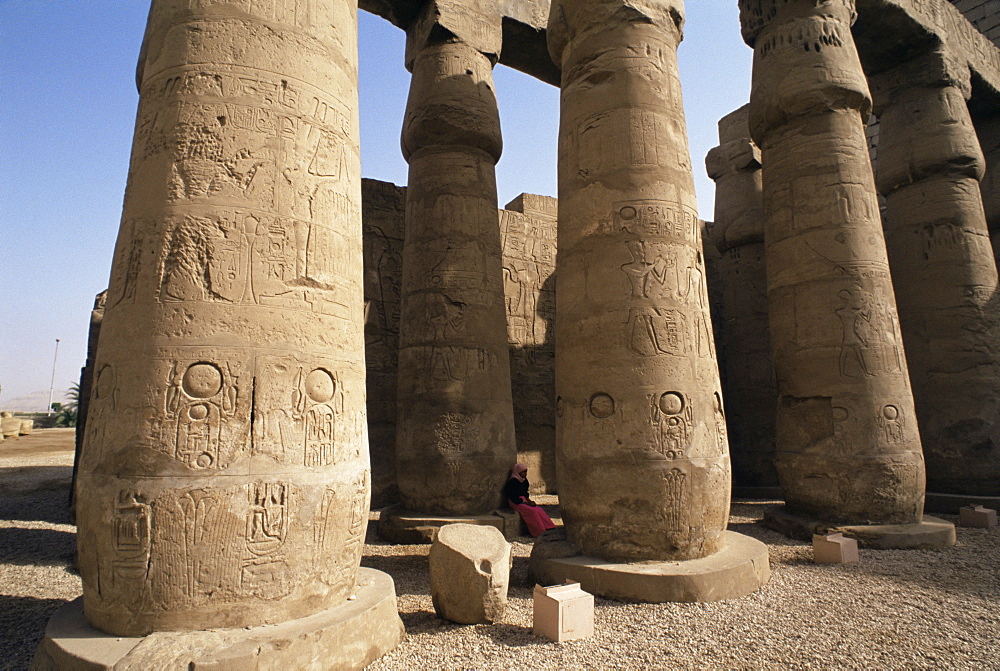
0, 1, 751, 408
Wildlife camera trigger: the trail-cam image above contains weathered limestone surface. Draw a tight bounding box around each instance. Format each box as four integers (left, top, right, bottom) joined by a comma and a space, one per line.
31, 569, 404, 671
549, 0, 732, 562
705, 105, 778, 490
429, 523, 511, 623
72, 290, 107, 517
502, 194, 557, 494
77, 0, 380, 637
395, 0, 517, 516
976, 112, 1000, 261
872, 50, 1000, 497
740, 0, 927, 524
363, 178, 406, 508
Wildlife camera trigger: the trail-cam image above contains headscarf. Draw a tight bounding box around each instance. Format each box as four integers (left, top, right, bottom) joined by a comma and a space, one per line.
511, 463, 528, 482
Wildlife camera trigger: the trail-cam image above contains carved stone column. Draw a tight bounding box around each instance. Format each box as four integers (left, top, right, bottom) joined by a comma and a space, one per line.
705, 105, 779, 492
37, 1, 403, 667
739, 0, 953, 545
974, 111, 1000, 264
871, 50, 1000, 500
531, 0, 769, 602
380, 0, 518, 542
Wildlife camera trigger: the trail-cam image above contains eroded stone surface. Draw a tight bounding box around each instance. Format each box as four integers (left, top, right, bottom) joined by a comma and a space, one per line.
31, 569, 404, 671
364, 178, 407, 508
76, 0, 371, 636
740, 0, 927, 524
549, 0, 731, 562
705, 105, 778, 490
502, 194, 557, 494
395, 0, 516, 517
872, 50, 1000, 497
429, 523, 511, 623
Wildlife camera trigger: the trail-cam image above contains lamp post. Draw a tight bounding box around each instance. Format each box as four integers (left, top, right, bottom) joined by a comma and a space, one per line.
47, 338, 60, 415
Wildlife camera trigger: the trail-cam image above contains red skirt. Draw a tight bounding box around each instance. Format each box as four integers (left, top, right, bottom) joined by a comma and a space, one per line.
509, 500, 556, 537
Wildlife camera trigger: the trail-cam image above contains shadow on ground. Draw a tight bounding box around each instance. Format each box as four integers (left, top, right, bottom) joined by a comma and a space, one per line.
0, 595, 70, 671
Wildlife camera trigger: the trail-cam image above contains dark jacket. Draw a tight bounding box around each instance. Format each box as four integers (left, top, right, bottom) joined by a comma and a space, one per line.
503, 476, 530, 505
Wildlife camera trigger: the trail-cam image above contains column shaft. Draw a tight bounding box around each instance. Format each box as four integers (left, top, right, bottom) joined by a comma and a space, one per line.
706, 106, 778, 489
550, 0, 730, 562
740, 0, 926, 523
395, 36, 516, 515
874, 60, 1000, 497
77, 0, 368, 635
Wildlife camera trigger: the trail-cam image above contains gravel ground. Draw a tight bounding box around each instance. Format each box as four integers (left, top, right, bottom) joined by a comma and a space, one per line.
2, 429, 998, 670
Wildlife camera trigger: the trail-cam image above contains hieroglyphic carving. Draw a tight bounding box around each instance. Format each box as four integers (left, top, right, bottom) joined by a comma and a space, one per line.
649, 392, 692, 459
243, 482, 292, 596
661, 468, 687, 531
111, 490, 152, 588
162, 360, 242, 469
149, 487, 244, 606
879, 404, 905, 443
500, 198, 558, 493
84, 364, 120, 453
836, 287, 904, 378
152, 211, 352, 320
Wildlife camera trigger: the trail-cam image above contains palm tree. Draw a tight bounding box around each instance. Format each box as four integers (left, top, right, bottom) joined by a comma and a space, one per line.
64, 383, 80, 413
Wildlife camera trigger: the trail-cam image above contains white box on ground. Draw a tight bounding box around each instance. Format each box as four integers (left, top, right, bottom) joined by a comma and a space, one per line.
533, 581, 594, 643
813, 532, 859, 564
959, 506, 998, 529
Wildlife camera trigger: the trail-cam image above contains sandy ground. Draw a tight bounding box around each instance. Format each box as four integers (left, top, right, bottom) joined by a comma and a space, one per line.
2, 429, 998, 670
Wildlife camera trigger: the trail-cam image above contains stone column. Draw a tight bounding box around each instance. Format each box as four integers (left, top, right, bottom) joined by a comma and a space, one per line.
705, 105, 779, 492
39, 1, 403, 666
531, 0, 769, 602
974, 111, 1000, 264
871, 50, 1000, 501
739, 0, 952, 546
381, 0, 518, 542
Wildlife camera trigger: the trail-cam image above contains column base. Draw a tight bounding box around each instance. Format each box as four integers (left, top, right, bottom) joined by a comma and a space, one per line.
529, 529, 770, 603
30, 568, 404, 671
924, 491, 1000, 515
376, 503, 521, 544
762, 506, 956, 548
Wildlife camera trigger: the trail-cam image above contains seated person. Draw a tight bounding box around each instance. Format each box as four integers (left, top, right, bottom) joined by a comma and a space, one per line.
503, 463, 556, 537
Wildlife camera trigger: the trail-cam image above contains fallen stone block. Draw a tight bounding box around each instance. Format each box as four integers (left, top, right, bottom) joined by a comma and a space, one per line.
1, 416, 21, 439
19, 419, 33, 435
429, 523, 510, 624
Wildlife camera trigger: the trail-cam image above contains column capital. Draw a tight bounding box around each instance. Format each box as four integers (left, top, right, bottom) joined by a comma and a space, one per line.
706, 140, 761, 181
405, 0, 502, 70
738, 0, 856, 46
547, 0, 684, 68
869, 48, 972, 114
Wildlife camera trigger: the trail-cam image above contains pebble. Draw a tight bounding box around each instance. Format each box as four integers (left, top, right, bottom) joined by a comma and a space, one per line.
2, 432, 998, 670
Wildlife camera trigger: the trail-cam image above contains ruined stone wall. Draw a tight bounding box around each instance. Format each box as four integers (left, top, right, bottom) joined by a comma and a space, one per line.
949, 0, 1000, 45
362, 178, 406, 508
360, 180, 558, 502
501, 194, 557, 494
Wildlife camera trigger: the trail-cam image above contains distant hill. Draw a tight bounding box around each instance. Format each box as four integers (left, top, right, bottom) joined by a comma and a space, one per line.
1, 389, 69, 413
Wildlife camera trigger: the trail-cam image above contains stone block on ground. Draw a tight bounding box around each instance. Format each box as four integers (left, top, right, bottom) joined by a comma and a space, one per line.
533, 581, 594, 642
429, 523, 511, 624
1, 416, 21, 438
813, 533, 859, 564
959, 505, 998, 528
377, 504, 520, 543
19, 419, 33, 435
